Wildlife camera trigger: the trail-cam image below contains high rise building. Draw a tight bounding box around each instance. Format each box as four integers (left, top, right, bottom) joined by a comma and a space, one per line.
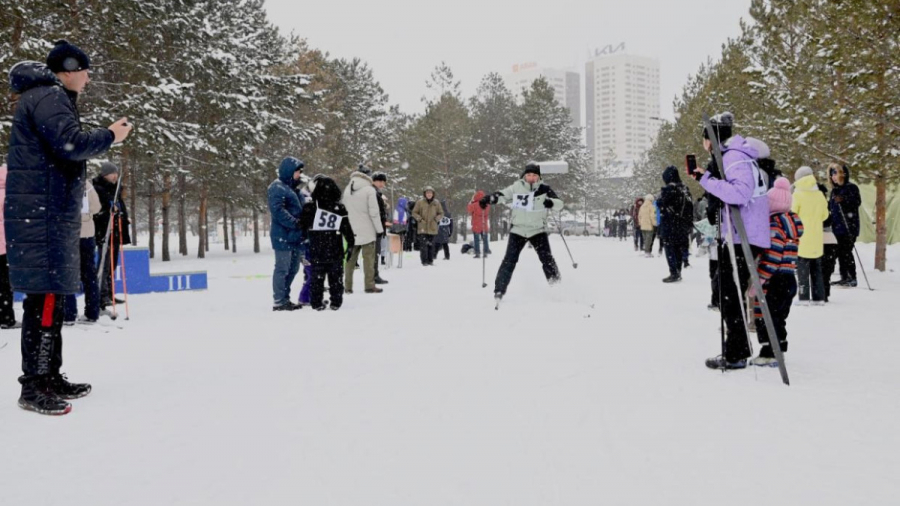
585, 47, 660, 177
504, 63, 581, 128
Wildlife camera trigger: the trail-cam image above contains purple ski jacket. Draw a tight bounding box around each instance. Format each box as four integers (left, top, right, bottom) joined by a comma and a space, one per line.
700, 135, 771, 249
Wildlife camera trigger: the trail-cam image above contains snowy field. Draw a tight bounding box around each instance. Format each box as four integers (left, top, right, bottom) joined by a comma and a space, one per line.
1, 235, 898, 505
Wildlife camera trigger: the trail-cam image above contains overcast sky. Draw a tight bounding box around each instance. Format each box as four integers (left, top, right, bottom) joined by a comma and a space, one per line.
265, 0, 752, 120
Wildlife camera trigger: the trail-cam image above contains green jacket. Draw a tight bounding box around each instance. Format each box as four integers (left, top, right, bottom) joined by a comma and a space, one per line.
496, 178, 564, 239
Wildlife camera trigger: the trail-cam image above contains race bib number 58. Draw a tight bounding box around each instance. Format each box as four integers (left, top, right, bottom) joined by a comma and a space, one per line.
512, 192, 536, 211
313, 208, 343, 231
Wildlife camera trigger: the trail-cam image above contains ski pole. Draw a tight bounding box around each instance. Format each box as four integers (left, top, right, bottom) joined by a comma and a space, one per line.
552, 213, 578, 269
836, 204, 874, 291
118, 215, 131, 320
109, 214, 119, 320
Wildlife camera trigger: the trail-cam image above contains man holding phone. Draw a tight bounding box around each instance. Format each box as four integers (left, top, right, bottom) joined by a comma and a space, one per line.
6, 40, 132, 415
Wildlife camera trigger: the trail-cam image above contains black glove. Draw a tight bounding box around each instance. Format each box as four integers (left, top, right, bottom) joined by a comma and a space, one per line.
543, 198, 554, 209
345, 248, 353, 262
478, 195, 492, 209
534, 184, 551, 197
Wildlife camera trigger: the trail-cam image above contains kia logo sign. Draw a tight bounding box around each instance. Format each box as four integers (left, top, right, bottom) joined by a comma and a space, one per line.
595, 43, 626, 56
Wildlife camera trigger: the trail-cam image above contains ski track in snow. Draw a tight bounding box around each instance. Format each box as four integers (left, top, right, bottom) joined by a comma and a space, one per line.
1, 236, 898, 505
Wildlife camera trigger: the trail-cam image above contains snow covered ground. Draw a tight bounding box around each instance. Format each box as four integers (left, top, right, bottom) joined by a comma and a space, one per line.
1, 236, 898, 505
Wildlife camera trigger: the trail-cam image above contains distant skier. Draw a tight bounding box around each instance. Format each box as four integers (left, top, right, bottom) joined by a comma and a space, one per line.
479, 163, 563, 305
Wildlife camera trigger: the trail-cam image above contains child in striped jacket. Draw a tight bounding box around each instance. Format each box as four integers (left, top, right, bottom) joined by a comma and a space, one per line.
752, 177, 804, 367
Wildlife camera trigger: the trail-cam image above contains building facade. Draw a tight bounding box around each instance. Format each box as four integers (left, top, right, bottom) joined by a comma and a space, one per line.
585, 48, 660, 177
504, 63, 581, 128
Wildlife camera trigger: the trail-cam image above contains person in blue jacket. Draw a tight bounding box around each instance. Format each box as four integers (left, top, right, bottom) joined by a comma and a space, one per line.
267, 157, 306, 311
5, 41, 132, 415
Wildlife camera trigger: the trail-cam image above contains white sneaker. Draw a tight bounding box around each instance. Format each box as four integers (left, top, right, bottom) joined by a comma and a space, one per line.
811, 301, 825, 306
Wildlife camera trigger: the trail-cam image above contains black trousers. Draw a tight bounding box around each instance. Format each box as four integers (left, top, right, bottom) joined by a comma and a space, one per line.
438, 243, 450, 259
99, 240, 121, 305
719, 246, 763, 363
633, 228, 644, 250
836, 235, 857, 281
494, 233, 560, 295
310, 261, 344, 309
664, 235, 689, 277
709, 259, 720, 307
374, 234, 384, 280
20, 293, 65, 384
419, 234, 435, 265
822, 244, 838, 299
797, 257, 825, 302
0, 255, 16, 326
755, 273, 796, 358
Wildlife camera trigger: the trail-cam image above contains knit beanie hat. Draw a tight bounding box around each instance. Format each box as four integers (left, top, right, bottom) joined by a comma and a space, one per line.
522, 162, 541, 178
794, 166, 814, 182
767, 177, 792, 214
46, 40, 91, 73
100, 161, 119, 177
702, 112, 734, 143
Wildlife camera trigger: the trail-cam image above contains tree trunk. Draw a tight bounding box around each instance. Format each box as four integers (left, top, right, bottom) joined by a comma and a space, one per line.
874, 173, 887, 271
222, 203, 229, 251
230, 204, 237, 253
178, 172, 188, 256
130, 161, 138, 246
198, 187, 208, 258
147, 183, 156, 259
253, 206, 260, 253
161, 173, 171, 262
205, 204, 210, 252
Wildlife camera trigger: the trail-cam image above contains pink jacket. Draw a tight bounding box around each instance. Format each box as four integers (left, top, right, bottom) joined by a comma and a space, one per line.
0, 164, 7, 255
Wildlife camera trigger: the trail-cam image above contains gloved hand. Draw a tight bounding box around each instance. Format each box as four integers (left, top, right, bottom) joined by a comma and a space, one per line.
479, 196, 491, 209
543, 198, 554, 209
345, 248, 354, 262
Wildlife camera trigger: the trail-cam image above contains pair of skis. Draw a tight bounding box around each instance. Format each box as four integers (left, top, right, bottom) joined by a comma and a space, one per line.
704, 114, 790, 386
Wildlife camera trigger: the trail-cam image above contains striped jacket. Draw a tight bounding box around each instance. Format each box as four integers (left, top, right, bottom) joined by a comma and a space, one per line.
755, 212, 803, 317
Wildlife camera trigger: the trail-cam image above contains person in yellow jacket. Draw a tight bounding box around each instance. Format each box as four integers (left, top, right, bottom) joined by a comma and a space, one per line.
791, 166, 829, 305
638, 194, 658, 257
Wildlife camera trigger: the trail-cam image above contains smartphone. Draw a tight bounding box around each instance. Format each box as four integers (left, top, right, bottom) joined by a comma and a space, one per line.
685, 154, 697, 177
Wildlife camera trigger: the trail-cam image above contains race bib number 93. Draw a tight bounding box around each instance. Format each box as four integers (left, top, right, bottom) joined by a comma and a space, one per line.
512, 192, 536, 211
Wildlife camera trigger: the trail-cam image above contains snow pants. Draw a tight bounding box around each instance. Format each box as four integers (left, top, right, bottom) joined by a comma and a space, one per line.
65, 238, 101, 322
797, 257, 825, 302
310, 261, 344, 309
719, 246, 763, 363
19, 293, 65, 385
494, 233, 559, 295
755, 273, 796, 358
418, 234, 436, 265
664, 234, 689, 277
0, 255, 16, 327
836, 235, 857, 282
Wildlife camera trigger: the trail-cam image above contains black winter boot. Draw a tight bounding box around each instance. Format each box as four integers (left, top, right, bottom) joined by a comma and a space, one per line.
18, 378, 72, 416
48, 374, 92, 400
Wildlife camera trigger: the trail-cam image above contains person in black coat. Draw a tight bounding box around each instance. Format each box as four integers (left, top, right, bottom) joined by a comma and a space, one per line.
827, 164, 862, 287
5, 41, 132, 415
404, 198, 419, 251
93, 162, 132, 309
371, 172, 390, 284
434, 199, 453, 260
299, 176, 355, 310
657, 166, 693, 283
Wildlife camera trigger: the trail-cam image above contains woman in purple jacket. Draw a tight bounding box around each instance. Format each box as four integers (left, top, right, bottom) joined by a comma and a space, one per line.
692, 112, 771, 371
